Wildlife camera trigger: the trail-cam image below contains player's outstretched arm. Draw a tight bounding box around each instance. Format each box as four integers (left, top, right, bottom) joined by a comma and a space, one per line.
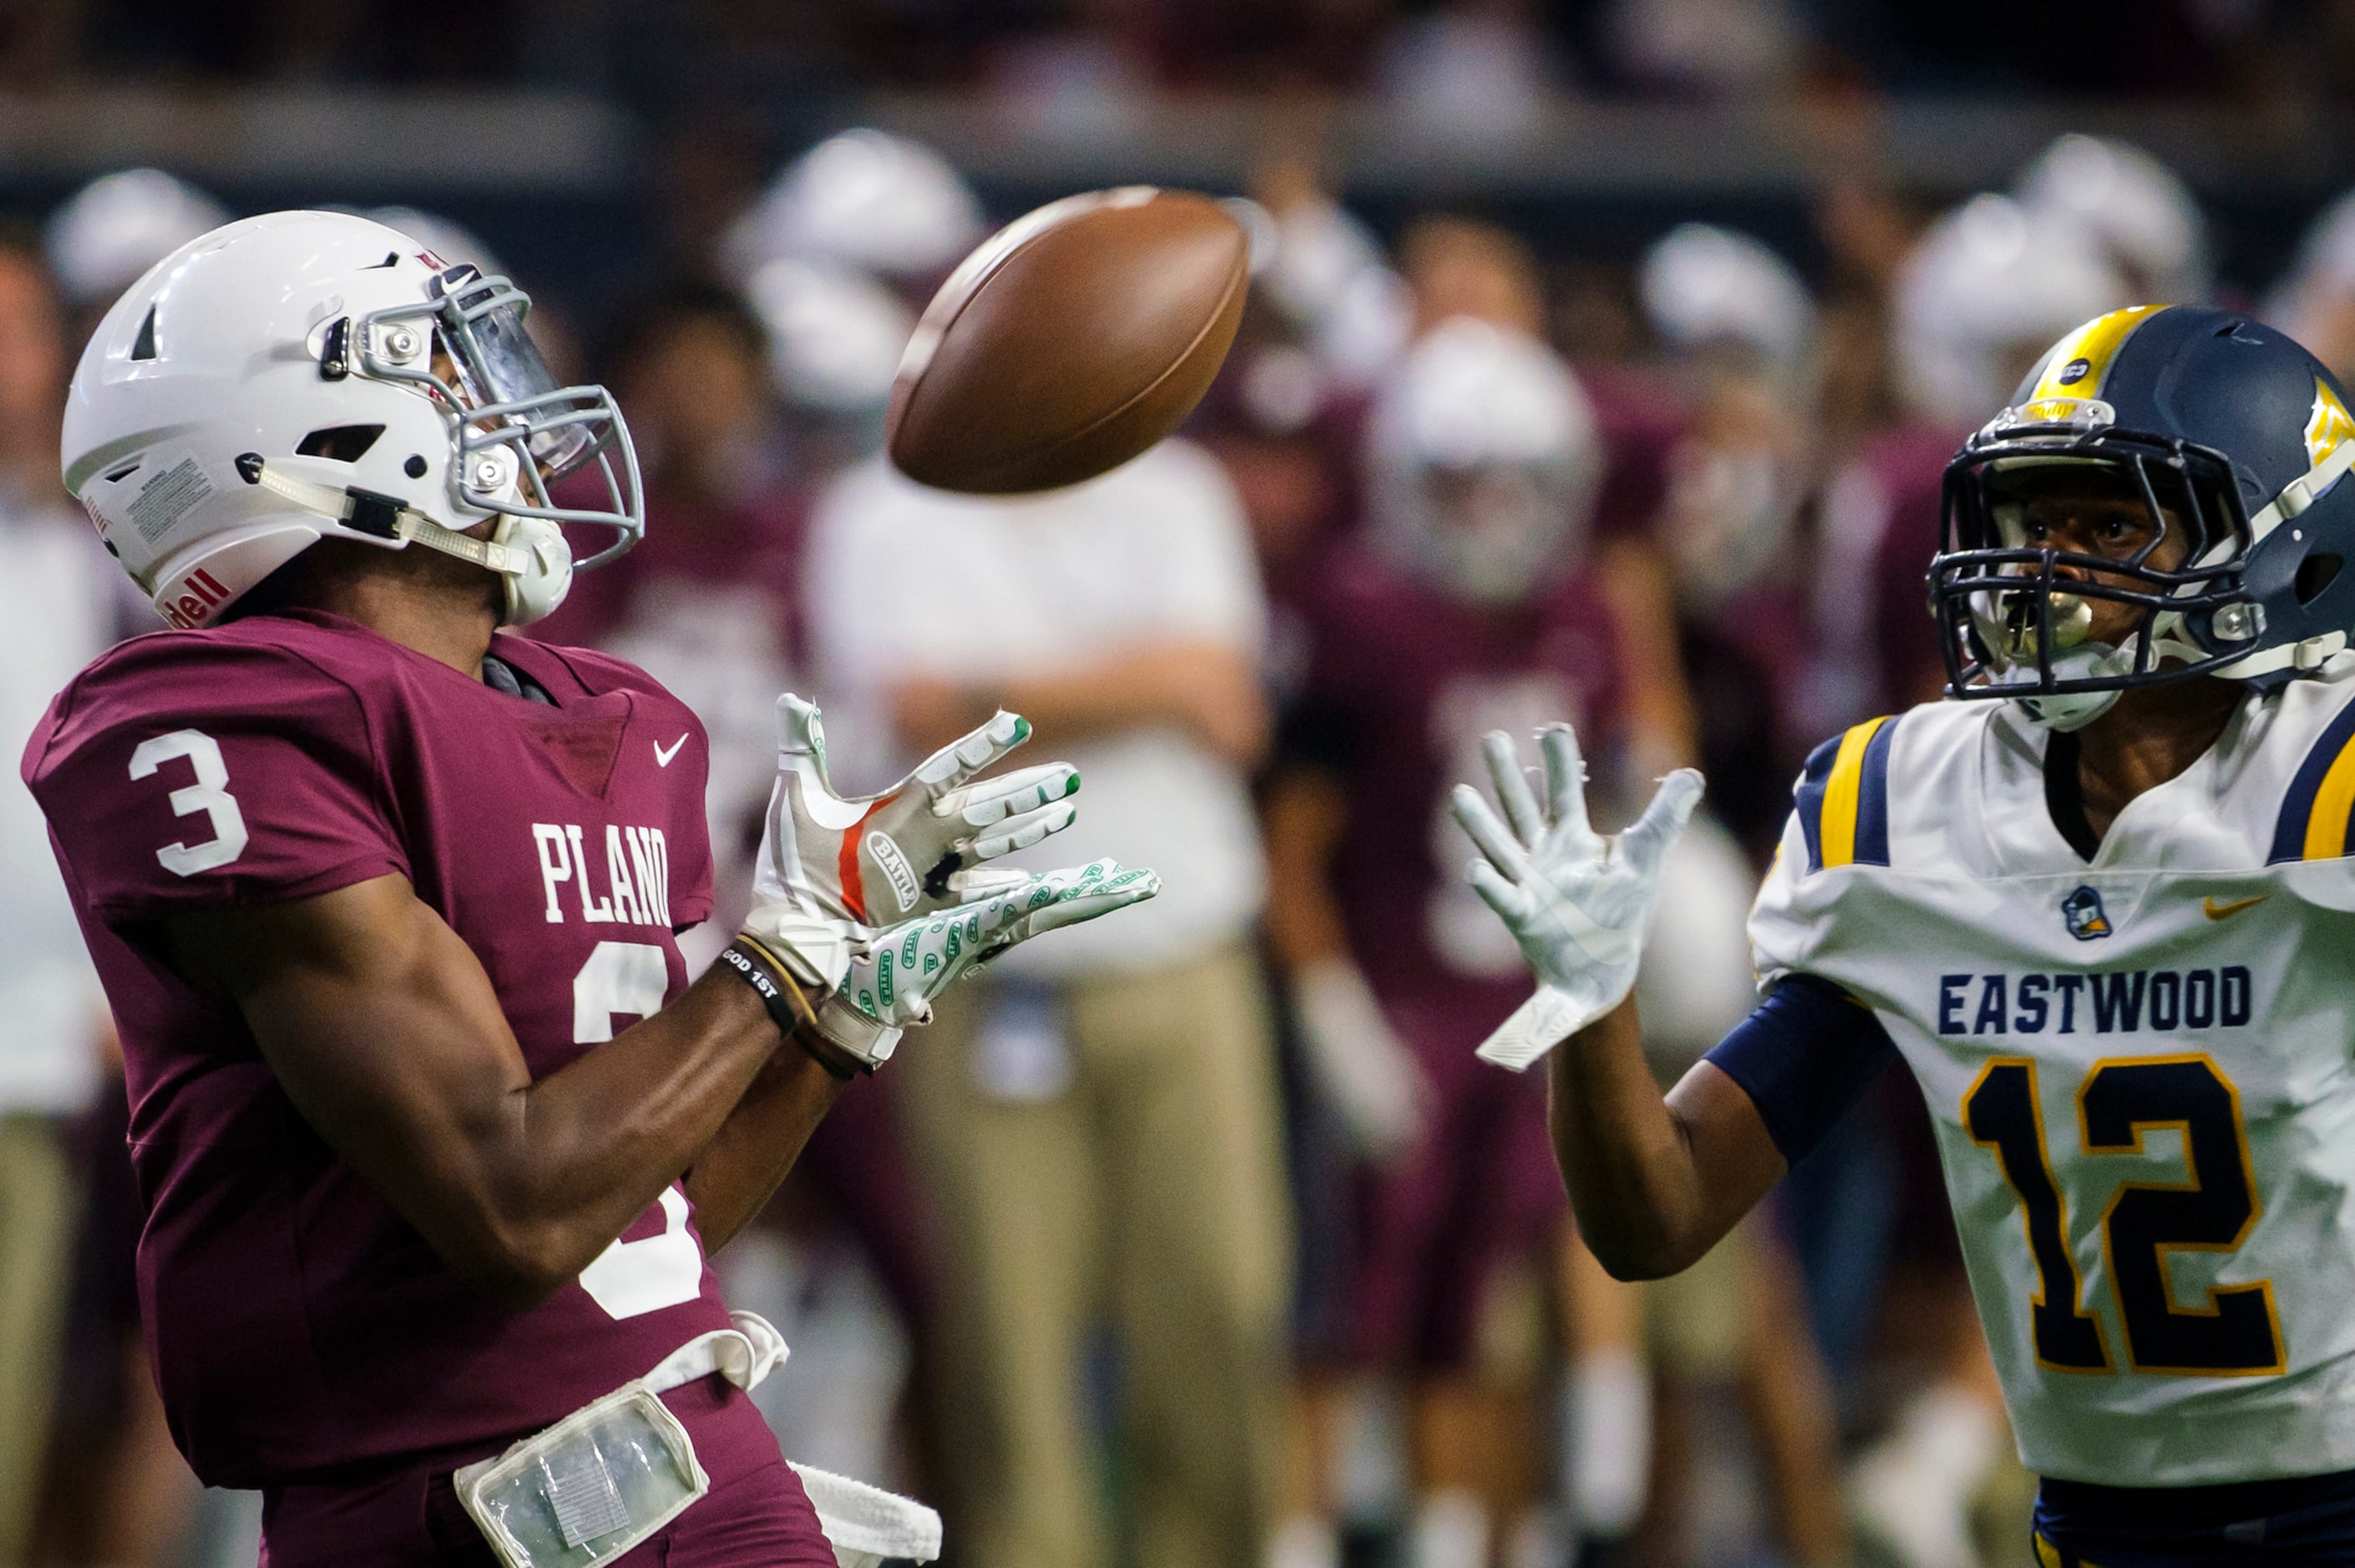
164, 873, 833, 1311
1545, 1001, 1786, 1279
1451, 724, 1785, 1279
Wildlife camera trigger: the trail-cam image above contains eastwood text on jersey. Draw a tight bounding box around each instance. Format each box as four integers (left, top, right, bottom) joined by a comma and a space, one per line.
531, 822, 674, 927
1937, 967, 2256, 1036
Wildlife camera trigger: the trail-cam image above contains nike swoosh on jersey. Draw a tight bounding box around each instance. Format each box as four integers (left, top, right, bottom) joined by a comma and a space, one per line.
2203, 893, 2270, 920
654, 734, 690, 767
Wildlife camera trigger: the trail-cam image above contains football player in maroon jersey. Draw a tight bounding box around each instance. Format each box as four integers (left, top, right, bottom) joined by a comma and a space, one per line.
27, 210, 1155, 1568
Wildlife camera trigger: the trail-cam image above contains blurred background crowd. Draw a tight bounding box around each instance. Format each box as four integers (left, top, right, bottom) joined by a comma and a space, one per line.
5, 5, 2355, 1568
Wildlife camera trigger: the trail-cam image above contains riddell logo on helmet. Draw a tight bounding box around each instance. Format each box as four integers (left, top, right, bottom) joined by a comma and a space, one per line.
161, 569, 234, 630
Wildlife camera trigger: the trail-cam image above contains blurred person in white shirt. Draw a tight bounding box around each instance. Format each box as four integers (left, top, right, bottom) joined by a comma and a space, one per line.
805, 438, 1287, 1568
0, 228, 125, 1565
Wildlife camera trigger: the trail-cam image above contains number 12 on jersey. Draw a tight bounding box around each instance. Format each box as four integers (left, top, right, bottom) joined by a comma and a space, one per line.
1964, 1054, 2285, 1378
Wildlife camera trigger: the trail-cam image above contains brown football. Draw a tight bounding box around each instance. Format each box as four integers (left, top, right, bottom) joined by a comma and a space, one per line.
886, 187, 1249, 494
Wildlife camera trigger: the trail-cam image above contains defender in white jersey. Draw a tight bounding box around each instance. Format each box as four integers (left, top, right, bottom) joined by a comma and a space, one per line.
1448, 304, 2355, 1565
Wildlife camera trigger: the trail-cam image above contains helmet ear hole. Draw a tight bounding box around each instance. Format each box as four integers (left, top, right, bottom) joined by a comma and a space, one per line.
294, 423, 385, 463
2297, 553, 2343, 605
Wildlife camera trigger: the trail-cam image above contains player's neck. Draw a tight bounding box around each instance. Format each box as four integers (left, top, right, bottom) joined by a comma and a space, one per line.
2070, 676, 2242, 839
270, 540, 502, 680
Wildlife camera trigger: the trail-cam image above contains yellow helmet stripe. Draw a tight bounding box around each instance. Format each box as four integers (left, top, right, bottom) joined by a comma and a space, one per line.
2025, 305, 2170, 405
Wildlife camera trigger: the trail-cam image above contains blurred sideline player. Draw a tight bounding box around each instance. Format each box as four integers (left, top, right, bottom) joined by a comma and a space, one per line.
1260, 314, 1811, 1568
1635, 222, 1823, 859
805, 426, 1289, 1568
1260, 315, 1628, 1568
1401, 218, 1846, 1564
0, 227, 122, 1567
1230, 182, 1661, 1563
27, 209, 1154, 1568
1457, 302, 2355, 1565
1394, 216, 1699, 781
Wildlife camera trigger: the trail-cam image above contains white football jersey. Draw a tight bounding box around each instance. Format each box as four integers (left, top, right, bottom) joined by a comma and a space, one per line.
1751, 662, 2355, 1485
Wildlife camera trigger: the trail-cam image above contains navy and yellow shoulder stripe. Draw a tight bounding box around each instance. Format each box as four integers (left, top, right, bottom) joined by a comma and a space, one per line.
2270, 695, 2355, 862
1795, 716, 1898, 872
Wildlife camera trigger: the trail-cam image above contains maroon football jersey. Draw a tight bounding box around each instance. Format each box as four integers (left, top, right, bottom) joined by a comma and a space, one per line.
1294, 549, 1627, 1053
23, 609, 734, 1487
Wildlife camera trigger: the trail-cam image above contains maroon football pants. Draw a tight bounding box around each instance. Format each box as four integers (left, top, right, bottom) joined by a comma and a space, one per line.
257, 1375, 836, 1567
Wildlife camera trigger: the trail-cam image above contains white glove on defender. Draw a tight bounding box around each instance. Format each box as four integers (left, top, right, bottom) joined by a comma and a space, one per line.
1449, 725, 1703, 1071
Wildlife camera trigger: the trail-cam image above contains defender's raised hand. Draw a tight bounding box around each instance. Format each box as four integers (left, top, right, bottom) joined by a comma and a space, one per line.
1450, 725, 1703, 1070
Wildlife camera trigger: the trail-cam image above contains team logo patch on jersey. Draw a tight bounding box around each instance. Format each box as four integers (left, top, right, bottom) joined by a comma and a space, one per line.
2062, 884, 2113, 940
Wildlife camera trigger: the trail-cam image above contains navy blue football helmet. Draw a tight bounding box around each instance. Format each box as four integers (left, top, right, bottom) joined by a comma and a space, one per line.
1930, 305, 2355, 727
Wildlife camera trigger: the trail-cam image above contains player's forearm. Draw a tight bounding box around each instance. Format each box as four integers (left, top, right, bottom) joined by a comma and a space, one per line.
483, 970, 789, 1297
228, 920, 787, 1309
1546, 999, 1781, 1280
679, 1034, 848, 1252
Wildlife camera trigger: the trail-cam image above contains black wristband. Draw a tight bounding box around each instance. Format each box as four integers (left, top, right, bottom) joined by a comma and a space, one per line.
717, 941, 858, 1080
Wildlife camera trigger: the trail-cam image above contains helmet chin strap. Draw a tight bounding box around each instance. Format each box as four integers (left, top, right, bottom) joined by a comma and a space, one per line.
2005, 641, 2129, 731
241, 457, 570, 625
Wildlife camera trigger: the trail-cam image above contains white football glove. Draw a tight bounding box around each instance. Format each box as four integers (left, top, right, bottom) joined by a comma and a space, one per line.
1289, 958, 1429, 1164
818, 860, 1162, 1064
740, 694, 1081, 994
1450, 724, 1703, 1071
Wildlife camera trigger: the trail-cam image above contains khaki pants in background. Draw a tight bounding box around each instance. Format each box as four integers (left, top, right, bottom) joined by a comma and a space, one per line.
0, 1114, 77, 1568
900, 939, 1291, 1568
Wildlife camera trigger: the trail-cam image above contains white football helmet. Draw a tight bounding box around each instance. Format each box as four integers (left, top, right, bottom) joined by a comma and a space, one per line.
63, 210, 641, 630
744, 256, 914, 414
722, 129, 983, 283
1892, 194, 2129, 428
2015, 134, 2210, 304
1367, 316, 1603, 604
363, 206, 506, 282
1639, 222, 1816, 377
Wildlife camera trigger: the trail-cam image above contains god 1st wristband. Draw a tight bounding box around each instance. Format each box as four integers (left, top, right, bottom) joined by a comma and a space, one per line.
717, 940, 858, 1080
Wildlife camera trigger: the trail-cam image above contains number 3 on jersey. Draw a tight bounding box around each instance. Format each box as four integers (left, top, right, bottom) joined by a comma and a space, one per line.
130, 730, 249, 876
1966, 1054, 2285, 1377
